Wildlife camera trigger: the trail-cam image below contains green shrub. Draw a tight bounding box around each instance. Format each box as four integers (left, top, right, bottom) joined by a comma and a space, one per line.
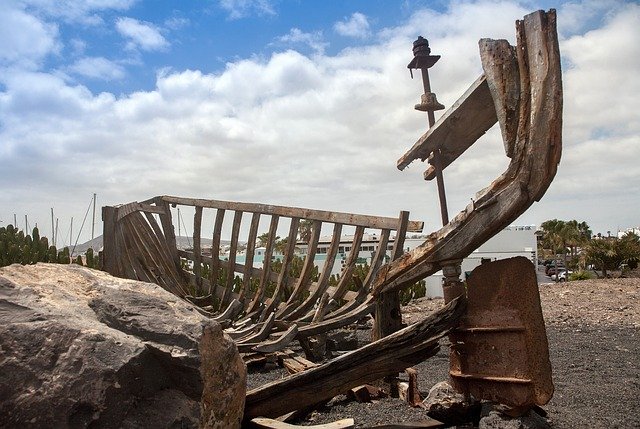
569, 270, 594, 281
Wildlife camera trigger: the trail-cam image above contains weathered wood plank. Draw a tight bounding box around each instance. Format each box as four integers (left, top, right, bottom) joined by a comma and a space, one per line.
240, 212, 261, 302
249, 417, 354, 429
277, 220, 322, 319
222, 210, 243, 307
264, 218, 300, 314
248, 215, 280, 313
193, 206, 203, 292
160, 195, 423, 232
102, 206, 118, 276
362, 229, 390, 291
329, 226, 365, 302
209, 208, 225, 300
285, 223, 343, 321
374, 212, 409, 341
155, 198, 181, 275
115, 201, 166, 221
396, 75, 497, 178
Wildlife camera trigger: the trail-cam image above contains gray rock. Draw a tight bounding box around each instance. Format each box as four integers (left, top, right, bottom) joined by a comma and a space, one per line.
0, 263, 245, 428
326, 329, 358, 351
200, 322, 246, 429
422, 381, 481, 426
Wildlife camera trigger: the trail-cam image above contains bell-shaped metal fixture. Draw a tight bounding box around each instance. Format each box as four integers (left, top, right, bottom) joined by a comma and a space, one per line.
415, 92, 445, 112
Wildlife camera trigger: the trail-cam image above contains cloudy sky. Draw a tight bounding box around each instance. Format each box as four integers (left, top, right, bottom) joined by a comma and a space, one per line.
0, 0, 638, 246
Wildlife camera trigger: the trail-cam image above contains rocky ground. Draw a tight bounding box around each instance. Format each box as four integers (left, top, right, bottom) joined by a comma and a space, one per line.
247, 272, 640, 428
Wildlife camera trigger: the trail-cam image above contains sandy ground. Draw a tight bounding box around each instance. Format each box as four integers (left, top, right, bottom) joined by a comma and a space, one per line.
247, 274, 640, 428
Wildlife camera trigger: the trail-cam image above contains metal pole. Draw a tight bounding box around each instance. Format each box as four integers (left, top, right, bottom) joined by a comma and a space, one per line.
91, 193, 96, 240
419, 68, 449, 225
51, 208, 55, 244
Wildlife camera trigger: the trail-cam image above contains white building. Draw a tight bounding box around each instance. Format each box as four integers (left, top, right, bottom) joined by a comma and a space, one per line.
297, 225, 537, 298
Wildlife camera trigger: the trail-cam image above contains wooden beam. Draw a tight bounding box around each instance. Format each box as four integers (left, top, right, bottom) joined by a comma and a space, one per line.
397, 75, 497, 175
159, 195, 423, 232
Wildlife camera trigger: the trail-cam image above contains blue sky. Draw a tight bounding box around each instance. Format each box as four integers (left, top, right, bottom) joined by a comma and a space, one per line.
1, 0, 639, 245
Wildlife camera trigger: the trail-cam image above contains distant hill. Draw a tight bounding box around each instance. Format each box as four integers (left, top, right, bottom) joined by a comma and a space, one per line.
72, 235, 220, 255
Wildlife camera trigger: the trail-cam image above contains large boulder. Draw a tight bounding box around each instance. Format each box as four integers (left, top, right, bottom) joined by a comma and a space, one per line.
0, 263, 245, 428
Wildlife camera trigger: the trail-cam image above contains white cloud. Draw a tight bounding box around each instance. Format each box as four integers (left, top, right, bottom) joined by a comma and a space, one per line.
0, 3, 60, 68
17, 0, 137, 24
68, 57, 126, 80
164, 16, 190, 30
115, 17, 169, 51
277, 28, 328, 54
334, 12, 371, 39
219, 0, 275, 20
1, 1, 639, 241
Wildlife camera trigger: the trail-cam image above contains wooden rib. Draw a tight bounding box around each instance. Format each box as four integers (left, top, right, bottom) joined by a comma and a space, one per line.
221, 210, 243, 308
328, 226, 365, 302
324, 276, 368, 320
213, 299, 243, 323
285, 223, 343, 321
391, 211, 409, 260
154, 198, 181, 276
264, 218, 300, 314
115, 201, 166, 221
128, 212, 183, 293
117, 218, 145, 282
362, 229, 391, 291
121, 215, 155, 284
193, 206, 203, 292
209, 208, 225, 301
297, 299, 375, 339
247, 215, 280, 313
237, 312, 277, 344
277, 220, 322, 319
252, 324, 299, 353
239, 212, 261, 303
160, 195, 423, 232
374, 211, 410, 341
143, 212, 187, 287
181, 250, 298, 296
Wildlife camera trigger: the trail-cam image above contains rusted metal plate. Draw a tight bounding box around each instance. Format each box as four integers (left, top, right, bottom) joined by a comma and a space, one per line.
449, 256, 553, 408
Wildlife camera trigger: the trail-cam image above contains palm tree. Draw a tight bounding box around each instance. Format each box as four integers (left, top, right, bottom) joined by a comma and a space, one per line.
297, 219, 314, 244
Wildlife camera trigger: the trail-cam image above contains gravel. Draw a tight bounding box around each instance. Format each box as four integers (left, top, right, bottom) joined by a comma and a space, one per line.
247, 273, 640, 428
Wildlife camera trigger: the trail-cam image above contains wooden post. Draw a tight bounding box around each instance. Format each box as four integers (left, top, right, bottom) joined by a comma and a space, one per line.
102, 205, 118, 276
373, 211, 409, 341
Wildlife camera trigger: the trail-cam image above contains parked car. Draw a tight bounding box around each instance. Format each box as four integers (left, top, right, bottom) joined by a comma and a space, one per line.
546, 264, 565, 276
551, 269, 572, 281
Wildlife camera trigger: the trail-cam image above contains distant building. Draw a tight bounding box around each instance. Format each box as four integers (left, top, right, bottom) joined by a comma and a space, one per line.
294, 225, 537, 298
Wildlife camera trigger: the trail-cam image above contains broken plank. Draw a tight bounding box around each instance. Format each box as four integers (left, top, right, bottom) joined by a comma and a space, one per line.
396, 74, 497, 176
249, 417, 354, 429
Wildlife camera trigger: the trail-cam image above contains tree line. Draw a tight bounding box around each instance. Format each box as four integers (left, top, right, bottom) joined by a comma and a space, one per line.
539, 219, 640, 278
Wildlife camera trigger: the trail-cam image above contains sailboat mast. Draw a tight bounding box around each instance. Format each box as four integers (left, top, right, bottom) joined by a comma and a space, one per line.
91, 193, 96, 240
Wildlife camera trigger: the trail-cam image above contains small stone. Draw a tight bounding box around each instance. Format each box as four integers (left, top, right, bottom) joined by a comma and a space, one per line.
422, 381, 481, 426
